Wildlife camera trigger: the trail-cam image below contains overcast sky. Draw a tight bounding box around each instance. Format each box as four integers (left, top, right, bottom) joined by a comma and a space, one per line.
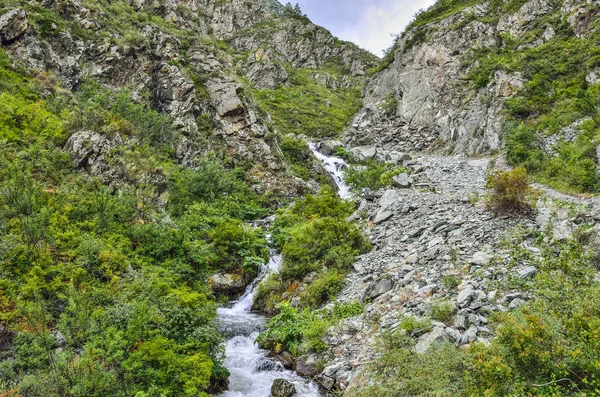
278, 0, 436, 56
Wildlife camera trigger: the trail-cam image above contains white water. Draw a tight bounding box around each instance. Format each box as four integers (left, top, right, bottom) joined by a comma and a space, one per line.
217, 146, 351, 396
308, 143, 352, 200
217, 249, 320, 397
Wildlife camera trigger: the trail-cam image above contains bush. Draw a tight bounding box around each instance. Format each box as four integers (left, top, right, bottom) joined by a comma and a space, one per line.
344, 159, 404, 193
300, 269, 346, 308
257, 302, 363, 357
430, 301, 456, 324
485, 168, 537, 215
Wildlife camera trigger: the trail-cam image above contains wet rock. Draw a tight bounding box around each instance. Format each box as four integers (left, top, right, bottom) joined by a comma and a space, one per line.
295, 354, 318, 377
0, 8, 27, 43
271, 378, 296, 397
278, 351, 294, 368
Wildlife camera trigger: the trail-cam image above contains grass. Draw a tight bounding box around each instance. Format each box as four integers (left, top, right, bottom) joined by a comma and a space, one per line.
252, 66, 362, 138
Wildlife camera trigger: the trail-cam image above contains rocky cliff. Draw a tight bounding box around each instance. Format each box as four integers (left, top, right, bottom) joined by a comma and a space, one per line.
0, 0, 376, 199
344, 0, 600, 159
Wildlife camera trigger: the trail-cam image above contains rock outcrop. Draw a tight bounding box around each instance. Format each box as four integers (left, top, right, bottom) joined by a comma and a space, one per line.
343, 0, 595, 156
2, 0, 375, 199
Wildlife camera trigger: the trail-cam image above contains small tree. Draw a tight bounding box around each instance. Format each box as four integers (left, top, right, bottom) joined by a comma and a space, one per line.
485, 168, 537, 215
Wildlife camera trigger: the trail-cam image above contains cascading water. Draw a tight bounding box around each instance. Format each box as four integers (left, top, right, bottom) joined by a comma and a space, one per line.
308, 142, 352, 200
217, 144, 351, 396
217, 248, 320, 397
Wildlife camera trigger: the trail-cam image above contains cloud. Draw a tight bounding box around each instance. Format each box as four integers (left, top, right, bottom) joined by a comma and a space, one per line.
338, 0, 436, 55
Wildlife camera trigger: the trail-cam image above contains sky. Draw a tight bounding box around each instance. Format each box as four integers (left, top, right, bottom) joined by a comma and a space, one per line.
278, 0, 436, 56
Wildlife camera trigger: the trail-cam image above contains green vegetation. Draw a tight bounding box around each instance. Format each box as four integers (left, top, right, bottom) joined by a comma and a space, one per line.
350, 229, 600, 397
254, 187, 370, 312
257, 301, 363, 357
430, 300, 456, 324
252, 67, 362, 138
0, 47, 275, 396
344, 159, 405, 193
485, 168, 538, 215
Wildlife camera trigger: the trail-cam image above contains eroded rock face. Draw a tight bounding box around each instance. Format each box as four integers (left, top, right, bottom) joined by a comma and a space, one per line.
64, 131, 121, 176
343, 0, 573, 156
0, 8, 27, 44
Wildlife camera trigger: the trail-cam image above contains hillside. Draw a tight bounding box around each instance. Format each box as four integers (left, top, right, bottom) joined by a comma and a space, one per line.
345, 0, 600, 194
1, 0, 600, 396
0, 0, 376, 395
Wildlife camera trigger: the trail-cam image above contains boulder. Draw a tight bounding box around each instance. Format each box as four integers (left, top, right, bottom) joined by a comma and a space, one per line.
392, 173, 413, 188
295, 354, 318, 377
0, 8, 27, 43
363, 278, 393, 301
64, 130, 120, 176
270, 378, 296, 397
373, 210, 392, 224
208, 273, 246, 294
415, 327, 449, 354
470, 251, 491, 266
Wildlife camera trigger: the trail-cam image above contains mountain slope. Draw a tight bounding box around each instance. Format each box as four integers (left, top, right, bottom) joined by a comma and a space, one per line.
345, 0, 600, 193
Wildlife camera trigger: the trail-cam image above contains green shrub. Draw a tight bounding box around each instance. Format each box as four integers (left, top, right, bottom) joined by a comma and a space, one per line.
344, 159, 405, 193
505, 123, 548, 172
485, 168, 537, 215
300, 269, 346, 308
257, 301, 363, 357
252, 67, 362, 138
442, 275, 462, 290
399, 316, 432, 337
347, 333, 467, 397
430, 301, 456, 324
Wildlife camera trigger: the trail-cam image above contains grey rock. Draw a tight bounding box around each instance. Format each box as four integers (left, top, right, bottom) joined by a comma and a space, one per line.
457, 288, 476, 308
373, 210, 393, 224
459, 325, 478, 345
295, 354, 318, 377
470, 251, 491, 266
517, 265, 538, 280
509, 298, 527, 310
271, 378, 296, 397
208, 273, 246, 294
415, 327, 449, 354
392, 173, 413, 188
0, 8, 27, 43
364, 279, 394, 301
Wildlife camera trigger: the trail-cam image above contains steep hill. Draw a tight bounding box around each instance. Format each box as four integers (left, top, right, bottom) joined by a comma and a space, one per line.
345, 0, 600, 193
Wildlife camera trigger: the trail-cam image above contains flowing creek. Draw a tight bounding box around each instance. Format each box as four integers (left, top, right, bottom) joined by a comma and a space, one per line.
217, 144, 351, 396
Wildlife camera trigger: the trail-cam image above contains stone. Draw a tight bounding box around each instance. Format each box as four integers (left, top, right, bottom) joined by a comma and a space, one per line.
270, 378, 297, 397
363, 279, 394, 301
457, 288, 476, 308
205, 79, 245, 118
470, 251, 490, 266
392, 173, 413, 188
208, 273, 246, 294
459, 325, 478, 345
278, 351, 294, 368
373, 210, 393, 224
295, 354, 318, 377
0, 8, 27, 43
509, 298, 527, 310
415, 327, 449, 354
517, 265, 538, 280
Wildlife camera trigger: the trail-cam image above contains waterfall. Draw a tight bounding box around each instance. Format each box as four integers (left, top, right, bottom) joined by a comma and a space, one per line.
217, 143, 352, 396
